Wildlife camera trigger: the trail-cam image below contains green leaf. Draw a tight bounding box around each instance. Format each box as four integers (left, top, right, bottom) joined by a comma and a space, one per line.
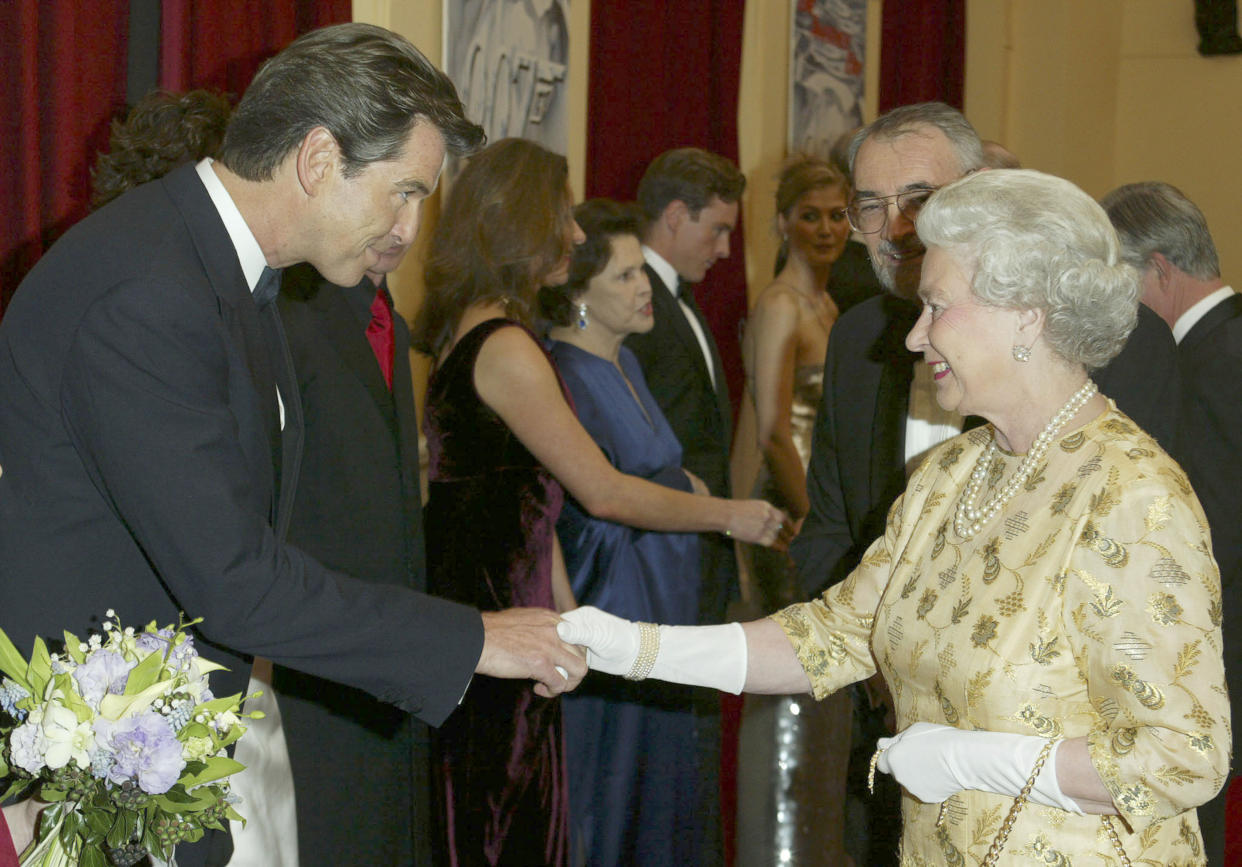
53, 671, 94, 723
63, 631, 86, 665
179, 756, 245, 788
0, 627, 32, 689
124, 648, 167, 695
27, 636, 52, 696
80, 846, 110, 867
195, 692, 245, 718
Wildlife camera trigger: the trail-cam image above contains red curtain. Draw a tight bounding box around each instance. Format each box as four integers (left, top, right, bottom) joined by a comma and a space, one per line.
585, 0, 749, 425
0, 0, 129, 312
159, 0, 350, 97
878, 0, 966, 111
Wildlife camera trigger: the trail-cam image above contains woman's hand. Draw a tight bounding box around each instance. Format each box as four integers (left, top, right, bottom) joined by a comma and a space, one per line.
557, 606, 640, 676
875, 722, 1082, 812
726, 499, 788, 546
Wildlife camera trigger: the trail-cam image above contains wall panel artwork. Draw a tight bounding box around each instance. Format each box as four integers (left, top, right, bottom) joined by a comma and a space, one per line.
444, 0, 570, 156
789, 0, 866, 155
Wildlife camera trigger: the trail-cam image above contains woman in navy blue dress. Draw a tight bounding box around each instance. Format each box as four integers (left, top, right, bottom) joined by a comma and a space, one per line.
539, 200, 703, 865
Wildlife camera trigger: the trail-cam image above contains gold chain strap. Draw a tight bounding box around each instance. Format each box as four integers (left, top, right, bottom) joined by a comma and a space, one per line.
1101, 815, 1134, 866
980, 739, 1055, 867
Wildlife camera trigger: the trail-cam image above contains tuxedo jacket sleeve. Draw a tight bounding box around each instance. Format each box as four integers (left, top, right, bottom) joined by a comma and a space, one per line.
0, 164, 480, 725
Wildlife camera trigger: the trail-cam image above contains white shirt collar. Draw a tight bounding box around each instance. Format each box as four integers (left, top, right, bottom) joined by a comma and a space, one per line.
1172, 285, 1235, 344
195, 158, 269, 293
642, 245, 681, 297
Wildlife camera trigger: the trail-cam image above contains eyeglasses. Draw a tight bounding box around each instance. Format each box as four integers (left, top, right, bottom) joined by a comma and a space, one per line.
846, 188, 939, 235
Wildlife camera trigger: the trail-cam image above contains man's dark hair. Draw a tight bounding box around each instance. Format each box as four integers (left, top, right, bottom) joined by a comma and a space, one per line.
218, 23, 484, 181
636, 148, 745, 224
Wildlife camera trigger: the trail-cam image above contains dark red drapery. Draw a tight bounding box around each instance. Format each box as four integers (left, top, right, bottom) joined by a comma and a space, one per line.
159, 0, 350, 97
0, 0, 129, 312
878, 0, 966, 111
585, 0, 749, 425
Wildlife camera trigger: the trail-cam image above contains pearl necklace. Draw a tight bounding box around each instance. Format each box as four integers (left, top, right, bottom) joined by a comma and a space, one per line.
953, 379, 1098, 540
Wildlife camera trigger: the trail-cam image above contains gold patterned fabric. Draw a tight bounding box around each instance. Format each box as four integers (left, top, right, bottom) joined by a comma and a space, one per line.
774, 403, 1230, 865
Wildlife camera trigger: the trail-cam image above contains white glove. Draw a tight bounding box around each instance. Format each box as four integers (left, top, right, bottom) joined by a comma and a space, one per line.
556, 606, 748, 694
876, 721, 1083, 813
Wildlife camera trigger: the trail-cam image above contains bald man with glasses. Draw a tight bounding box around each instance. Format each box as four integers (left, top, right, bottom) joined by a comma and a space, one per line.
788, 102, 1181, 866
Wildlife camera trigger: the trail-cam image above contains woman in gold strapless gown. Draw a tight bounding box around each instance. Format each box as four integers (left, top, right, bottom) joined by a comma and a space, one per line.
736, 155, 855, 865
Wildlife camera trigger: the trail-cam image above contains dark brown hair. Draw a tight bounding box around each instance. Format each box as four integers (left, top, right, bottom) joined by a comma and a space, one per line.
635, 148, 745, 225
539, 198, 643, 327
92, 89, 232, 208
412, 138, 571, 356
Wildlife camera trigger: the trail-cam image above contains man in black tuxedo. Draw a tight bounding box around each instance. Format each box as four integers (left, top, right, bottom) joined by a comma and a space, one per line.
624, 147, 746, 864
274, 249, 434, 863
1104, 180, 1238, 866
789, 102, 1182, 865
0, 24, 585, 866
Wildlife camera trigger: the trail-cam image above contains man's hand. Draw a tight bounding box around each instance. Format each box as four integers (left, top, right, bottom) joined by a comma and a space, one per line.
477, 608, 587, 698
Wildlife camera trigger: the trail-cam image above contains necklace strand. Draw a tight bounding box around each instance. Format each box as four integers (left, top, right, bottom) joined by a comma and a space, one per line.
953, 380, 1098, 540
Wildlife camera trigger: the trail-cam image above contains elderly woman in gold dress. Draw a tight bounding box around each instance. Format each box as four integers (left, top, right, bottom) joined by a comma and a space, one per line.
560, 169, 1230, 865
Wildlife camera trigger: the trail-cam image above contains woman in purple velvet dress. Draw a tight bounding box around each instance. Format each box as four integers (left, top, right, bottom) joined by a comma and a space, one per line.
412, 139, 786, 866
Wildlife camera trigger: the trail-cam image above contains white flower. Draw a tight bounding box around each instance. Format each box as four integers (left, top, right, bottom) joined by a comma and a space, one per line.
182, 736, 214, 762
41, 701, 95, 770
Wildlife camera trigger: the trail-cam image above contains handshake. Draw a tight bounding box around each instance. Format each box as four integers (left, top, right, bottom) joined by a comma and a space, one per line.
475, 606, 748, 698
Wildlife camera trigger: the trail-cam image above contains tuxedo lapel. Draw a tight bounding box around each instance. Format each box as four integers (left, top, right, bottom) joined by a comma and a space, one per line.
306, 279, 397, 431
645, 264, 731, 434
164, 164, 279, 515
869, 297, 920, 499
1180, 293, 1242, 355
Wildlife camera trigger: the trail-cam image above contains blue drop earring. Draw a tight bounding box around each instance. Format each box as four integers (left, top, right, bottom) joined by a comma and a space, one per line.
576, 302, 589, 330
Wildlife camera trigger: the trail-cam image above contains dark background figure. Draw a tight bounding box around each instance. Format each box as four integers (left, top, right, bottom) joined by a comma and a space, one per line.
625, 147, 743, 865
1103, 179, 1240, 866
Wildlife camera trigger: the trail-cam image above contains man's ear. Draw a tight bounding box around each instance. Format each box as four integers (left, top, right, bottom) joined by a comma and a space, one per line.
663, 199, 689, 234
295, 126, 339, 196
1149, 251, 1173, 288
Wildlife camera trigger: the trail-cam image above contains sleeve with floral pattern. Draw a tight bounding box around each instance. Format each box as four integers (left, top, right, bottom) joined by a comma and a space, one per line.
771, 487, 908, 701
1062, 471, 1230, 828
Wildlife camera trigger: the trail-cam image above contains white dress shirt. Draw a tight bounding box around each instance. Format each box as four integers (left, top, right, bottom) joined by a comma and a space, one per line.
195, 158, 300, 867
1173, 285, 1236, 344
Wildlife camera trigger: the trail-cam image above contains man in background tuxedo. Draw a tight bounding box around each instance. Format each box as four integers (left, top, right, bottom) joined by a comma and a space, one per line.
1104, 180, 1238, 866
625, 147, 745, 864
789, 101, 1182, 865
0, 24, 586, 866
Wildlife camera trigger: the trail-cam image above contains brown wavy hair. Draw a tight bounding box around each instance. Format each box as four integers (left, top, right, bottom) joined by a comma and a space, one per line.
412, 138, 571, 357
91, 89, 233, 208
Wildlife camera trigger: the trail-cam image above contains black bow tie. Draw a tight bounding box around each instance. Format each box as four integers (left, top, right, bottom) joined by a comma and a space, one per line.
253, 266, 282, 307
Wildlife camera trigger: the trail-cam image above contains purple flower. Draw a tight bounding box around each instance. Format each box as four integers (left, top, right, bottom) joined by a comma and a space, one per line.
10, 721, 45, 775
136, 629, 198, 670
73, 650, 136, 709
94, 710, 186, 794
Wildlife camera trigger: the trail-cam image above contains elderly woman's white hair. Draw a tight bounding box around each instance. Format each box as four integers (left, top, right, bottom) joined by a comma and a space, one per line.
917, 169, 1139, 371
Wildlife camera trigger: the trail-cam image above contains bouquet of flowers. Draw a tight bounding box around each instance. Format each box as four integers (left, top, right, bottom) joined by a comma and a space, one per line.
0, 611, 253, 867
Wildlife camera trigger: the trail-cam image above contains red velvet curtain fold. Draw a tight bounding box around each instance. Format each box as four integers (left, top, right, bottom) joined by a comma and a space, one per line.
878, 0, 966, 111
159, 0, 350, 96
0, 0, 130, 312
0, 1, 349, 315
585, 0, 749, 422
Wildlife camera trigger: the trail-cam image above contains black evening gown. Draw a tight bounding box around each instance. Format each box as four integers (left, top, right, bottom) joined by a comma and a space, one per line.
424, 318, 568, 866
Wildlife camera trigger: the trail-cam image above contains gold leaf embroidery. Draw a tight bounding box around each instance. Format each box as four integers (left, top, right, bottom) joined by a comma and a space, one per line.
1050, 481, 1077, 515
1147, 592, 1184, 626
916, 587, 938, 620
965, 669, 993, 708
1146, 495, 1172, 532
970, 614, 997, 648
1155, 766, 1204, 786
950, 596, 970, 625
1110, 664, 1166, 710
1029, 634, 1062, 666
1111, 726, 1137, 756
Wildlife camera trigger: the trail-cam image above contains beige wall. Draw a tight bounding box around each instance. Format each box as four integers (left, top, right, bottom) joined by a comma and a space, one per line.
965, 0, 1241, 277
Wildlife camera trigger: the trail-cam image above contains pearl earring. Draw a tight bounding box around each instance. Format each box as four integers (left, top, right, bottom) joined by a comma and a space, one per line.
1012, 344, 1031, 362
576, 302, 589, 330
